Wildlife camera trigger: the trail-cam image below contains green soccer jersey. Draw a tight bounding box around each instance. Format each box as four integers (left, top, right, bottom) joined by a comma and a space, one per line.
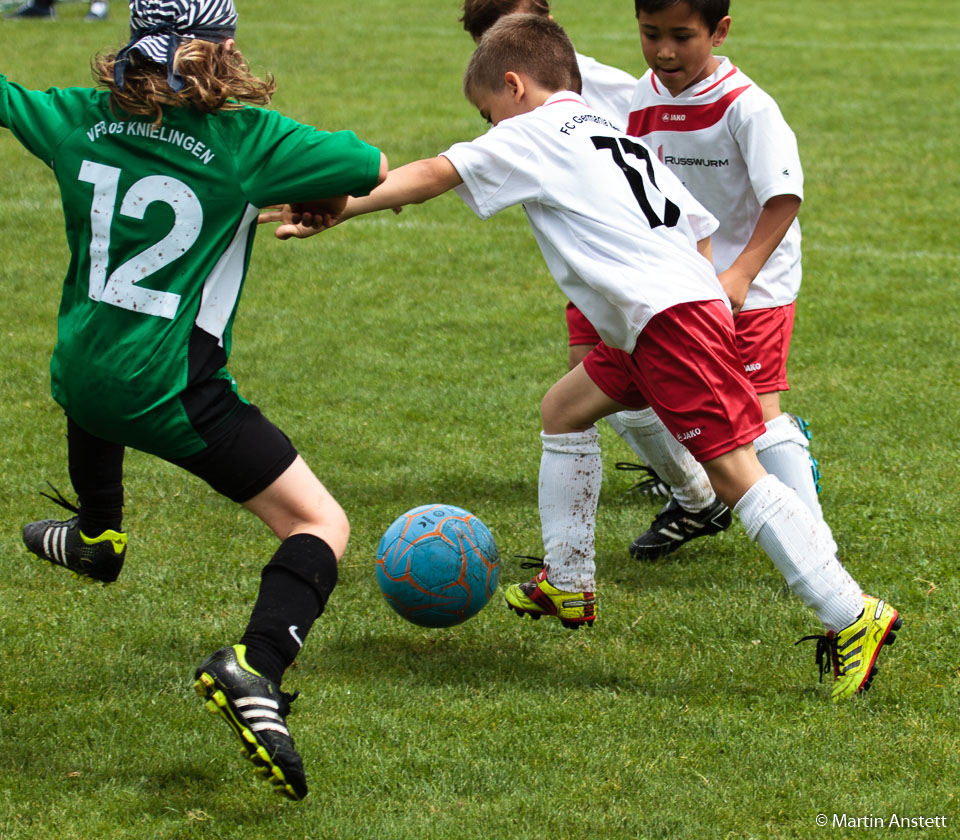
0, 75, 381, 457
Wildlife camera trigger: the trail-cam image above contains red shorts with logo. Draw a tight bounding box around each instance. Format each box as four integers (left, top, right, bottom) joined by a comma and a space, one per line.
735, 303, 795, 394
582, 300, 765, 462
566, 301, 602, 346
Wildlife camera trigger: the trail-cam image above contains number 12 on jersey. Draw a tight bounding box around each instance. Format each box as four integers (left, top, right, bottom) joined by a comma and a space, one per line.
78, 160, 204, 320
591, 136, 680, 229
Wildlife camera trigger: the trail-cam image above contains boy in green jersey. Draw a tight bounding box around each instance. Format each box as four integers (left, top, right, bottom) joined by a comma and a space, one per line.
0, 0, 386, 801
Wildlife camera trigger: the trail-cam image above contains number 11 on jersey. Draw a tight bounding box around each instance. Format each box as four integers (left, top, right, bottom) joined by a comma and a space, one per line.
591, 136, 680, 229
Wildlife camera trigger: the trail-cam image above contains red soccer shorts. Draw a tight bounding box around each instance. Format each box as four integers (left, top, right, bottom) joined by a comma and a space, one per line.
735, 302, 795, 394
565, 301, 602, 346
582, 299, 765, 462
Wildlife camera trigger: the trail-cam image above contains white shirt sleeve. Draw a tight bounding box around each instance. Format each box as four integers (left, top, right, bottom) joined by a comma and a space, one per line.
440, 121, 542, 220
733, 98, 804, 207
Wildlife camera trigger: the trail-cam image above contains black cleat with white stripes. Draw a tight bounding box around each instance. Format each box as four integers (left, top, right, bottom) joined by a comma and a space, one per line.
194, 645, 308, 801
23, 515, 127, 583
629, 497, 732, 560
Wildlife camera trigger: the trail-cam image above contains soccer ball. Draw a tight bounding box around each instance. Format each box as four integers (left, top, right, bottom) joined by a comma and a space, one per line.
375, 504, 500, 628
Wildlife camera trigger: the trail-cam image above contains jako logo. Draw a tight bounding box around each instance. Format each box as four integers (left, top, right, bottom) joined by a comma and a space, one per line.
677, 428, 702, 442
744, 362, 762, 372
662, 113, 686, 122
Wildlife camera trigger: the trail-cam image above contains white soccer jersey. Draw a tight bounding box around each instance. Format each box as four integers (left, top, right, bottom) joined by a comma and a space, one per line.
576, 51, 637, 127
628, 57, 803, 311
441, 92, 722, 353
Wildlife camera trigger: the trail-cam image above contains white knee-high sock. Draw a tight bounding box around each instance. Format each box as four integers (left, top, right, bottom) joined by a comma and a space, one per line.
735, 474, 862, 632
613, 408, 715, 511
539, 427, 602, 592
604, 412, 627, 439
754, 413, 838, 557
754, 413, 822, 517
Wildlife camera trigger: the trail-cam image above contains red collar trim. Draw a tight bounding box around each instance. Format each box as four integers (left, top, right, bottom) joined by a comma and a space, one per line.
695, 65, 739, 96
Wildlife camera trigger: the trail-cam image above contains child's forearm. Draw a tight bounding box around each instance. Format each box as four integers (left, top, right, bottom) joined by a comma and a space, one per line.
697, 236, 713, 263
728, 194, 801, 281
718, 193, 800, 314
343, 156, 463, 221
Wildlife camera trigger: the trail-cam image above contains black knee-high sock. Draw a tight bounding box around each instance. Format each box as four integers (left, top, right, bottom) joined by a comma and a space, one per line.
66, 417, 125, 536
239, 534, 339, 686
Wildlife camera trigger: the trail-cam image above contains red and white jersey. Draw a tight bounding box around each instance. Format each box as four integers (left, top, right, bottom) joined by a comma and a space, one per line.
576, 51, 637, 127
628, 58, 803, 311
441, 92, 722, 353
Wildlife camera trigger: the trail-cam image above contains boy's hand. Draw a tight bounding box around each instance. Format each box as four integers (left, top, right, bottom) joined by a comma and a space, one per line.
260, 156, 461, 236
719, 194, 802, 314
258, 197, 349, 239
718, 266, 753, 316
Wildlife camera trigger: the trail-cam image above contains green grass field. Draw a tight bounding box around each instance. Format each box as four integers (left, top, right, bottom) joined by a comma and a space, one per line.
1, 1, 958, 838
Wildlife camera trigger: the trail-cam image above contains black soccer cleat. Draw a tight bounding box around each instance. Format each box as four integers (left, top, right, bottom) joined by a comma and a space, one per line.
615, 461, 671, 499
629, 497, 732, 560
5, 1, 56, 18
194, 645, 308, 801
23, 486, 126, 583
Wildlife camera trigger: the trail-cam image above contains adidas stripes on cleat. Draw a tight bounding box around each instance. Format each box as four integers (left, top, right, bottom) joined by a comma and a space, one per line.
194, 645, 308, 801
23, 516, 126, 583
504, 567, 596, 629
5, 1, 57, 18
615, 461, 670, 499
628, 497, 732, 560
795, 595, 902, 701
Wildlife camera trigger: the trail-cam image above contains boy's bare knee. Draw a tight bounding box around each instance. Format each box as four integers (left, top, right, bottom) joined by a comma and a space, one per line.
540, 391, 569, 434
294, 496, 349, 558
323, 503, 350, 554
702, 443, 768, 508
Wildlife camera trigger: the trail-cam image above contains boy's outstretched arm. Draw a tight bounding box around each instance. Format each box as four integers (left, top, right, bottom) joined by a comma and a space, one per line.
345, 156, 462, 218
270, 156, 461, 240
260, 151, 390, 238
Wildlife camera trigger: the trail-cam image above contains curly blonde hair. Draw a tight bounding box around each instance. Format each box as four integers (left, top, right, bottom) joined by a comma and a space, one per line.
93, 38, 275, 124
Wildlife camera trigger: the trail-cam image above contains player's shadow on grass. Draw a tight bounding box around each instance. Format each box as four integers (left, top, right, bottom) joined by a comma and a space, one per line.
317, 632, 819, 702
328, 631, 824, 706
312, 630, 695, 698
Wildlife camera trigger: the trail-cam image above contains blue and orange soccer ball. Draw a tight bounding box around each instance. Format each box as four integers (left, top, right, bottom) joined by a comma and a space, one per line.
375, 504, 500, 628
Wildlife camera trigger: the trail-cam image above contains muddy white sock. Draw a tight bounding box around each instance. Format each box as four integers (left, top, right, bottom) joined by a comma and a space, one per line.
539, 427, 602, 591
613, 408, 715, 511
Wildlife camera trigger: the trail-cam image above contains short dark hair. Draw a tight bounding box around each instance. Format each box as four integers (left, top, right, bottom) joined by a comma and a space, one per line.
460, 0, 551, 41
463, 13, 581, 101
634, 0, 730, 33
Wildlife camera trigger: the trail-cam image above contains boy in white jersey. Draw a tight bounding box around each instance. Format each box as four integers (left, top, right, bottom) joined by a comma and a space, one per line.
269, 14, 901, 702
613, 0, 826, 560
460, 0, 694, 504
